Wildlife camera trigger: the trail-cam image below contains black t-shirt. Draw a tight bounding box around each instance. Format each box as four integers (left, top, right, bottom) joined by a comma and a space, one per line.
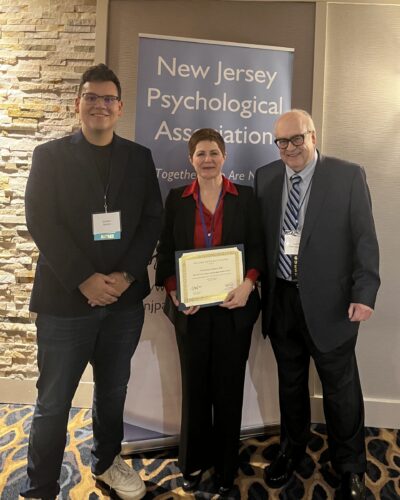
88, 141, 113, 189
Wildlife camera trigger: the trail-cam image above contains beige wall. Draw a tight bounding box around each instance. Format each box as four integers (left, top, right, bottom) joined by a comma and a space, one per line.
0, 0, 96, 403
107, 0, 315, 140
311, 1, 400, 428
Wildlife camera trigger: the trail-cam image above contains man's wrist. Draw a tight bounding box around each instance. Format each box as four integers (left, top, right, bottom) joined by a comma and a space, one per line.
122, 271, 135, 284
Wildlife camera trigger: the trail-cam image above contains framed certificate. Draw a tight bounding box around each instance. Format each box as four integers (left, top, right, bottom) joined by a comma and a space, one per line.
175, 244, 244, 310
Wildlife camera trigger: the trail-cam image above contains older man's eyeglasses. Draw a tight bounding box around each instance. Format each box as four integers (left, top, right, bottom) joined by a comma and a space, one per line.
274, 131, 312, 150
81, 93, 120, 106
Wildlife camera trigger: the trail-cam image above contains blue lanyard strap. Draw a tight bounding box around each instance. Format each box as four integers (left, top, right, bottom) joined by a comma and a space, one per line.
198, 186, 223, 248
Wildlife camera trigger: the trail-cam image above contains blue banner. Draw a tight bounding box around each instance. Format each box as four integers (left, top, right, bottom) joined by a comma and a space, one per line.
123, 35, 294, 448
135, 34, 294, 199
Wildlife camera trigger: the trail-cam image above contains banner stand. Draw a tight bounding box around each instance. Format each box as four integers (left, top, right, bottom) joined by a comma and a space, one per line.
123, 34, 294, 449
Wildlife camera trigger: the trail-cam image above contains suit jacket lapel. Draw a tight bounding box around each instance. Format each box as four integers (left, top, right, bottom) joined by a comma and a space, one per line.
178, 186, 241, 249
221, 192, 238, 244
299, 154, 329, 256
182, 195, 196, 249
268, 170, 285, 264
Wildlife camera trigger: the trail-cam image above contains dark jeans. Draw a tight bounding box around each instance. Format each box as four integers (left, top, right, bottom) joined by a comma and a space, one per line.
20, 303, 144, 499
270, 279, 366, 474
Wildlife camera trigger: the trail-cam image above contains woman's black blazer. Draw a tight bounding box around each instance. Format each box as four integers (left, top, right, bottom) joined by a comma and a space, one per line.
155, 182, 264, 332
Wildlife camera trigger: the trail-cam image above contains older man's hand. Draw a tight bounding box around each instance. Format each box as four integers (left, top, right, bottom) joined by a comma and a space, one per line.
348, 303, 373, 322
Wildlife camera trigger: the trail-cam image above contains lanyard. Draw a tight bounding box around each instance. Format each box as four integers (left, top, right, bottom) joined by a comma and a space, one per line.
95, 158, 112, 213
198, 186, 223, 248
88, 140, 114, 213
103, 182, 110, 213
102, 152, 113, 213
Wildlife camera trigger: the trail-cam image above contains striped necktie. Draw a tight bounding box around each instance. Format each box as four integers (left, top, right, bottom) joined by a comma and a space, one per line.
278, 174, 301, 280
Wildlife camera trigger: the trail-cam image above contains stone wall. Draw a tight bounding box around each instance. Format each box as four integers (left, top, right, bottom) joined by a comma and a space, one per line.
0, 0, 96, 380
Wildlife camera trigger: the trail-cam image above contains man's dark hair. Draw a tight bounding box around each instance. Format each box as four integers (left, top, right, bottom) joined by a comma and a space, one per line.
78, 63, 122, 99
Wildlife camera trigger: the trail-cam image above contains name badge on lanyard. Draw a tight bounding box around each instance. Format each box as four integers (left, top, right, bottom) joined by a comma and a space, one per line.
284, 230, 301, 255
92, 211, 121, 241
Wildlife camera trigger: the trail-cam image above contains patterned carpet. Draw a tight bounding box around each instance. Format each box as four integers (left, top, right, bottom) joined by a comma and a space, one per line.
0, 404, 399, 499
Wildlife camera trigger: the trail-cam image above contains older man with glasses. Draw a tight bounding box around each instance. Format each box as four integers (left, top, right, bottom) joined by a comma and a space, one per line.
20, 64, 162, 500
255, 109, 380, 499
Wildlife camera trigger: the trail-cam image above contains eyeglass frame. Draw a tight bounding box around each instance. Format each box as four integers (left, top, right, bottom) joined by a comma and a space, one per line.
80, 92, 121, 106
274, 130, 313, 150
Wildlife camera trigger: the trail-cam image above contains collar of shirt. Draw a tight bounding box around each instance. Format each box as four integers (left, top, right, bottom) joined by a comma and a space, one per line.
285, 149, 318, 184
182, 175, 239, 200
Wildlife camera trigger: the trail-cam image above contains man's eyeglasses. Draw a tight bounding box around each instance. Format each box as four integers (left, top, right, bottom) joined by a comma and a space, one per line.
274, 131, 312, 150
80, 93, 120, 106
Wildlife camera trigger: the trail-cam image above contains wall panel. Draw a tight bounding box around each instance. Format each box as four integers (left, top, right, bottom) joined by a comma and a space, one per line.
314, 2, 400, 427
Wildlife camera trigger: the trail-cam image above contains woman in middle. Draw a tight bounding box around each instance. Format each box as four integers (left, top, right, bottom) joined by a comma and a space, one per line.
155, 128, 264, 496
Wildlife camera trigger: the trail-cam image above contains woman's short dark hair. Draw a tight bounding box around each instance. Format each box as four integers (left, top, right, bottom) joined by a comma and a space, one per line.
188, 128, 225, 158
78, 63, 122, 99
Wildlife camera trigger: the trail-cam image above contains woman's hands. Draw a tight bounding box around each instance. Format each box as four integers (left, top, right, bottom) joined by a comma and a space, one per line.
170, 278, 255, 314
220, 278, 254, 309
170, 290, 200, 315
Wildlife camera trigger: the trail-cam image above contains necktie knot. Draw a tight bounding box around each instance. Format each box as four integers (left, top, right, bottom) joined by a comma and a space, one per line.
291, 174, 301, 186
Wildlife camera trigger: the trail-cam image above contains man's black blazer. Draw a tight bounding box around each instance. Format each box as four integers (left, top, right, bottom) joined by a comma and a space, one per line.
255, 153, 380, 352
26, 130, 163, 316
155, 182, 264, 332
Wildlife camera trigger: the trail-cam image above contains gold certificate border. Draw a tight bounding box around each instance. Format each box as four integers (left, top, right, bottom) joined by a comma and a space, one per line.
178, 246, 244, 307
